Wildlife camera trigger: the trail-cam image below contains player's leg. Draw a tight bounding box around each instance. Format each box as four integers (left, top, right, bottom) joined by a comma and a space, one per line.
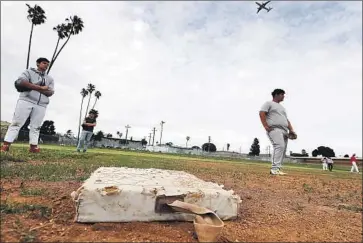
77, 131, 86, 152
267, 129, 286, 174
29, 104, 47, 152
279, 134, 288, 174
83, 131, 93, 152
2, 100, 34, 151
353, 162, 359, 172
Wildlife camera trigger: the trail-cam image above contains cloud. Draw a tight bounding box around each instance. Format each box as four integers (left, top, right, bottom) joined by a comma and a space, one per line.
1, 1, 362, 156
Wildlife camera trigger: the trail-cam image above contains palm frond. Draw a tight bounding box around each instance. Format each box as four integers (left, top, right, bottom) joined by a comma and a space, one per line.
26, 4, 47, 25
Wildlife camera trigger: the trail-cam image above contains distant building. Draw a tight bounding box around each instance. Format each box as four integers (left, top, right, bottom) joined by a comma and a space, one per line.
93, 137, 144, 149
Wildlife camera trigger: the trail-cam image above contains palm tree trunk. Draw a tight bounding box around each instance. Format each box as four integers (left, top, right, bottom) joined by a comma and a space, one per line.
92, 98, 98, 109
84, 95, 92, 119
26, 24, 34, 69
77, 97, 85, 143
47, 33, 72, 74
47, 37, 61, 74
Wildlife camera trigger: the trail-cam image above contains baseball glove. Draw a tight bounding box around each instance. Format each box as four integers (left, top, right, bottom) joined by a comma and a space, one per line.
288, 131, 297, 140
14, 82, 32, 92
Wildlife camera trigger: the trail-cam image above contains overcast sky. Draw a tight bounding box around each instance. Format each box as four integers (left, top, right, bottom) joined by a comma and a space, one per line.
1, 1, 362, 156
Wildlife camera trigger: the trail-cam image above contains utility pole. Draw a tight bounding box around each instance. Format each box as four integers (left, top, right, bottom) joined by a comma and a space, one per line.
148, 132, 152, 145
125, 125, 131, 145
159, 121, 165, 146
152, 127, 157, 146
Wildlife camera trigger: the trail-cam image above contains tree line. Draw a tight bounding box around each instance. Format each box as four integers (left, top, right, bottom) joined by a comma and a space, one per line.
14, 117, 340, 156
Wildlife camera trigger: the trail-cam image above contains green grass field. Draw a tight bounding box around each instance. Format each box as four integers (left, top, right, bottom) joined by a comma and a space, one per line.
1, 143, 361, 243
1, 143, 358, 182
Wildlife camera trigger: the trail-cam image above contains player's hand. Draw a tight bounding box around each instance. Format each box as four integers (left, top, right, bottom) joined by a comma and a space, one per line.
39, 85, 49, 91
288, 130, 297, 140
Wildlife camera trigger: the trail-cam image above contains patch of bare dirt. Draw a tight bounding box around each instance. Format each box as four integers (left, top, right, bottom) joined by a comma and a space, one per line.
1, 164, 362, 242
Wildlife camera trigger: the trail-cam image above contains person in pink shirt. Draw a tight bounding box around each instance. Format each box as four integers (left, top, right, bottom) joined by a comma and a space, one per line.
350, 154, 360, 173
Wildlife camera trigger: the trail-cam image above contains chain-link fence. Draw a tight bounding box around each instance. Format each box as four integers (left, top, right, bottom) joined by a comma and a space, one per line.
0, 129, 78, 146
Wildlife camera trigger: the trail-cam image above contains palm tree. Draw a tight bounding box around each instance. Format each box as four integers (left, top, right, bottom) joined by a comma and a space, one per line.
48, 23, 69, 72
47, 15, 84, 74
84, 83, 96, 119
25, 4, 46, 69
77, 88, 88, 143
92, 91, 102, 109
186, 136, 190, 148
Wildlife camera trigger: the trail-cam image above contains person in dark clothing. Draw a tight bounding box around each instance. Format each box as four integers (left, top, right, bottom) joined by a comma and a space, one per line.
327, 157, 334, 172
77, 110, 98, 152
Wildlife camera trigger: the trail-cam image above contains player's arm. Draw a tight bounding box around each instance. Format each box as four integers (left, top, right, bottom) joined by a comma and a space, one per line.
39, 90, 53, 97
259, 111, 272, 132
83, 120, 97, 127
39, 76, 55, 97
259, 102, 272, 132
16, 72, 48, 92
86, 122, 97, 127
19, 81, 48, 91
287, 120, 295, 133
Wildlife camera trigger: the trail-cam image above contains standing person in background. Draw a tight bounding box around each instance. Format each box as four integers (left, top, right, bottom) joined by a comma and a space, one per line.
77, 109, 98, 153
1, 57, 54, 153
321, 157, 328, 171
259, 88, 297, 175
327, 157, 334, 172
350, 154, 360, 173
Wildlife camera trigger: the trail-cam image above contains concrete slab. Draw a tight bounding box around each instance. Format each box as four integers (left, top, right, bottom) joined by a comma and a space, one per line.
71, 167, 242, 222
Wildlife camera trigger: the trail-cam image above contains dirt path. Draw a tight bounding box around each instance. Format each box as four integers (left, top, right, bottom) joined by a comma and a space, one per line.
1, 161, 362, 242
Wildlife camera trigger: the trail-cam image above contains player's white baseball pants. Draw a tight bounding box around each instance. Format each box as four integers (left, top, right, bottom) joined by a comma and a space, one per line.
267, 128, 288, 171
322, 162, 328, 170
350, 162, 359, 173
4, 99, 46, 145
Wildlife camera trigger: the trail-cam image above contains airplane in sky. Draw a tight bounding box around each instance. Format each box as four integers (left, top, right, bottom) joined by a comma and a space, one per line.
256, 1, 273, 14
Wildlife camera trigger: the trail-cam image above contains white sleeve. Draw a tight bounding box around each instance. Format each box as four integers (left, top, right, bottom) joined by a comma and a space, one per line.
260, 102, 271, 112
15, 70, 31, 85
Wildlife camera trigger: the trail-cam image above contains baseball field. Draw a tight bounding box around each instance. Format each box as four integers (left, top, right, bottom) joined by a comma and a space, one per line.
1, 144, 362, 242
